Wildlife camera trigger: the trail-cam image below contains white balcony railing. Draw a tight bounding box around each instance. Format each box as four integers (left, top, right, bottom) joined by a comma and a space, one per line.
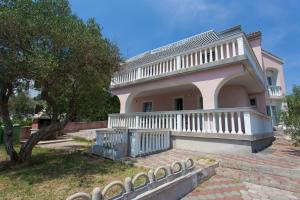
108, 108, 272, 136
111, 37, 247, 87
268, 86, 282, 97
130, 129, 170, 157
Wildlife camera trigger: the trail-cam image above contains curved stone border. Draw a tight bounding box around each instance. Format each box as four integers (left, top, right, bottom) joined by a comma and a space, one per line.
66, 158, 196, 200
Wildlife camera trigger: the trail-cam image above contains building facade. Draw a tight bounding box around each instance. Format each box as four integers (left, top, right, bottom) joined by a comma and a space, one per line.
94, 25, 286, 156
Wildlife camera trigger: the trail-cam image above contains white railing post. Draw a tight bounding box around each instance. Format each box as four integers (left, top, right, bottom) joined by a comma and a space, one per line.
237, 37, 244, 55
176, 114, 182, 131
244, 111, 252, 135
108, 115, 112, 128
176, 56, 181, 70
137, 67, 141, 79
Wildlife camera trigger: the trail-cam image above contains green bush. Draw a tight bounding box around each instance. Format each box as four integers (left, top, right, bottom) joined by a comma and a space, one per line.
12, 118, 33, 127
282, 85, 300, 145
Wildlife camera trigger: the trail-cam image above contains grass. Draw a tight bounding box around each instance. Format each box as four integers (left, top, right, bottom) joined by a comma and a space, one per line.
0, 144, 146, 200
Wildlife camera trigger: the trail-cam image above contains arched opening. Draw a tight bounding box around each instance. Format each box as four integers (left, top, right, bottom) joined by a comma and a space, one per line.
127, 84, 203, 113
266, 68, 279, 86
217, 74, 266, 114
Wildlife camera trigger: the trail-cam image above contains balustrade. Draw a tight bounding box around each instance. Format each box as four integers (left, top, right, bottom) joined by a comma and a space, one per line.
108, 108, 272, 136
111, 36, 245, 86
268, 86, 282, 97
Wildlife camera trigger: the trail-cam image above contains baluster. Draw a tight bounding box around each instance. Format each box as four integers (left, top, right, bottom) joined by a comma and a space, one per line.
200, 51, 203, 64
224, 112, 229, 133
197, 113, 200, 132
221, 44, 224, 60
207, 113, 211, 133
195, 51, 198, 66
232, 41, 237, 57
202, 113, 206, 133
231, 112, 236, 133
186, 55, 189, 68
212, 113, 217, 133
166, 114, 170, 129
209, 47, 213, 62
204, 49, 208, 63
218, 113, 223, 133
170, 114, 173, 130
192, 113, 196, 132
183, 114, 186, 131
237, 112, 243, 134
215, 46, 219, 61
187, 113, 191, 132
226, 42, 230, 58
191, 53, 194, 66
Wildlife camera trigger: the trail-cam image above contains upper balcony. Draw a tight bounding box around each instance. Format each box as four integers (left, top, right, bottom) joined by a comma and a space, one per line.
268, 85, 283, 98
110, 31, 266, 90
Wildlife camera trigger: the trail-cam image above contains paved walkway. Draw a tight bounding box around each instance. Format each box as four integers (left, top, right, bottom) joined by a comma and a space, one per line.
133, 142, 300, 200
182, 175, 300, 200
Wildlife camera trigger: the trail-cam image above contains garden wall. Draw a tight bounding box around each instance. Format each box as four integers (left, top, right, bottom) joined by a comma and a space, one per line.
63, 121, 107, 133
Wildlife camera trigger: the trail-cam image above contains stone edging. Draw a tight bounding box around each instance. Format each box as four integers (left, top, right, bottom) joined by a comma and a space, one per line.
66, 159, 219, 200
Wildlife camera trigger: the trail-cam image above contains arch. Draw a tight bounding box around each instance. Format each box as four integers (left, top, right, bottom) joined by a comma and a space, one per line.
125, 84, 203, 113
214, 73, 245, 108
265, 67, 279, 86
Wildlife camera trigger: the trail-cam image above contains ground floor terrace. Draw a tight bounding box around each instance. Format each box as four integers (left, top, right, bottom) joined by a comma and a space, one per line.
104, 63, 274, 156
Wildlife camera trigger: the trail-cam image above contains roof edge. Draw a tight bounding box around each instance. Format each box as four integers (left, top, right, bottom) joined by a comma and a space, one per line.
262, 49, 283, 63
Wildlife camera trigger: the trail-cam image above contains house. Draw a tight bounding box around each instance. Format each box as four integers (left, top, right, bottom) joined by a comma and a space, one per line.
93, 25, 286, 158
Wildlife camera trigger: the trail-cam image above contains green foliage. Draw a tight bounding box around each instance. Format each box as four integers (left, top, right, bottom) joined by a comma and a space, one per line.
282, 85, 300, 145
75, 89, 120, 121
1, 0, 121, 121
12, 118, 32, 126
8, 92, 36, 120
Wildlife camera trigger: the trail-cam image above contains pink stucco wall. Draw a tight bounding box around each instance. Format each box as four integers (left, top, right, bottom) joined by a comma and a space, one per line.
112, 64, 246, 113
248, 37, 263, 69
262, 52, 286, 95
218, 85, 249, 108
131, 88, 201, 112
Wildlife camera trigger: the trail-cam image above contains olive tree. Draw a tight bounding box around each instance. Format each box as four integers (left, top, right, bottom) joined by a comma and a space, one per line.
0, 0, 120, 163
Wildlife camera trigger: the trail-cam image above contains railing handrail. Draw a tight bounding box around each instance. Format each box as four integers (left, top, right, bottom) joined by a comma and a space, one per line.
109, 107, 271, 120
116, 33, 245, 73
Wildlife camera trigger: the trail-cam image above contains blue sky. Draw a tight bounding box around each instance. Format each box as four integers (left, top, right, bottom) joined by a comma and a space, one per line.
69, 0, 300, 93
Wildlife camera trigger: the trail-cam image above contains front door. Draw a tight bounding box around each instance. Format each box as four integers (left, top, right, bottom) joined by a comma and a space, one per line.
174, 98, 183, 111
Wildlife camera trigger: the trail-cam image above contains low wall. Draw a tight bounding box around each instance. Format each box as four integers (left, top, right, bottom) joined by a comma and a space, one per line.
171, 132, 275, 153
63, 121, 107, 133
20, 126, 32, 140
66, 159, 219, 200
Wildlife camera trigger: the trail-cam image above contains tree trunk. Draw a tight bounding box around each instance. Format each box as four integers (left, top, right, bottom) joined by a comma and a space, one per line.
18, 120, 67, 163
0, 96, 19, 164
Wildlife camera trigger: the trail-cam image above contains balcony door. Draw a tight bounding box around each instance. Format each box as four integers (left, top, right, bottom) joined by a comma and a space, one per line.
174, 98, 183, 111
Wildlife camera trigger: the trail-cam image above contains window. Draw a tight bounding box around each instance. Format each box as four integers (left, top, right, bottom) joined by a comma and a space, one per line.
174, 98, 183, 111
143, 102, 152, 112
250, 98, 257, 107
267, 77, 273, 86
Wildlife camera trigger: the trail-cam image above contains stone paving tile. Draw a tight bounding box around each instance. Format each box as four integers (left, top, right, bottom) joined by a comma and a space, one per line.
182, 175, 300, 200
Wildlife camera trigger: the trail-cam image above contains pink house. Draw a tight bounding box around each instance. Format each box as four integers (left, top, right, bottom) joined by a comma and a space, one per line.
94, 25, 286, 157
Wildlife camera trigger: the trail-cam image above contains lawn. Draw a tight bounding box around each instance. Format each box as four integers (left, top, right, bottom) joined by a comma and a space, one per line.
0, 144, 146, 200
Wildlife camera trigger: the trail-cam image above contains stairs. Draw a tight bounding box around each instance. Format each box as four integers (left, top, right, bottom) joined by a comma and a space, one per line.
216, 159, 300, 193
215, 131, 300, 193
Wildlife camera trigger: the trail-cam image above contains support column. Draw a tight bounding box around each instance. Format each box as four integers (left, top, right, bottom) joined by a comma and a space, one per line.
117, 93, 132, 114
